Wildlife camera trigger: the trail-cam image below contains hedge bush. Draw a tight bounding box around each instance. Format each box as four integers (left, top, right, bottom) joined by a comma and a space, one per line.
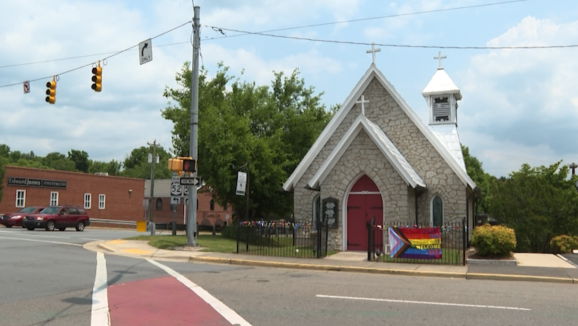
472, 224, 516, 257
550, 235, 578, 254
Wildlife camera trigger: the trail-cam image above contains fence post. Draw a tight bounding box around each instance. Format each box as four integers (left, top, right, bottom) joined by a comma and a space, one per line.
316, 221, 321, 258
236, 221, 240, 254
367, 218, 374, 261
462, 217, 467, 266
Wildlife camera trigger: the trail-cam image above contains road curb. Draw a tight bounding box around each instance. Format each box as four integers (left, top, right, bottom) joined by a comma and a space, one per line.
97, 243, 116, 253
188, 256, 466, 279
466, 272, 575, 284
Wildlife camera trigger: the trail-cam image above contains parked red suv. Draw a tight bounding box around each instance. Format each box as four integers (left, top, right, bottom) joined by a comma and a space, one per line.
1, 206, 45, 228
23, 206, 90, 231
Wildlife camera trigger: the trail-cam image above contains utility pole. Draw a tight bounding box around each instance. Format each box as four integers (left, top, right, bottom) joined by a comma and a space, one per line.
147, 140, 157, 236
187, 5, 200, 246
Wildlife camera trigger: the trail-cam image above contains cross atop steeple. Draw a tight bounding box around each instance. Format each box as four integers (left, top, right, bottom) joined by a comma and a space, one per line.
434, 51, 447, 69
366, 43, 381, 64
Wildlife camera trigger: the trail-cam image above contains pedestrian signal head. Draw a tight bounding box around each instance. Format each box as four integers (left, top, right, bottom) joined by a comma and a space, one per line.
182, 158, 196, 173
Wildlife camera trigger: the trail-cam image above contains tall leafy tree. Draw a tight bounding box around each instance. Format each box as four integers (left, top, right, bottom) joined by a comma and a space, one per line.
487, 162, 578, 252
462, 145, 495, 214
121, 145, 171, 179
162, 63, 332, 219
68, 149, 89, 172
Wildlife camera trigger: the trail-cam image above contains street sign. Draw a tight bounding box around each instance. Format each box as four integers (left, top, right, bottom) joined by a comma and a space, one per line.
236, 171, 247, 196
139, 38, 153, 65
180, 176, 200, 186
170, 176, 182, 196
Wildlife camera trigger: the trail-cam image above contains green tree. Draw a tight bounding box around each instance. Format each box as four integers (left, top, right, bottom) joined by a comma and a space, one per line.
43, 152, 76, 171
487, 162, 578, 252
462, 145, 495, 214
162, 64, 332, 219
121, 145, 171, 179
68, 149, 89, 172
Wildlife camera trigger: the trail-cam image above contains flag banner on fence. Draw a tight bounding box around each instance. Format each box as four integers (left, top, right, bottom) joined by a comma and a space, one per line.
388, 227, 442, 259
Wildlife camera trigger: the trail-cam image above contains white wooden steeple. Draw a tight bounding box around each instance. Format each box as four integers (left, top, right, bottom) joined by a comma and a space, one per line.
422, 52, 461, 126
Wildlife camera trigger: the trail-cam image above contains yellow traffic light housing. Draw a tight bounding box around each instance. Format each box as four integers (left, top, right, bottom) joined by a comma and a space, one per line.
91, 64, 102, 92
45, 78, 57, 104
168, 157, 195, 173
168, 158, 183, 172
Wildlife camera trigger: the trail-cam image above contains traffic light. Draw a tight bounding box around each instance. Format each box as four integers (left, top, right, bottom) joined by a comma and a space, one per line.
45, 78, 57, 104
168, 157, 196, 173
168, 158, 183, 172
91, 64, 102, 92
182, 158, 196, 173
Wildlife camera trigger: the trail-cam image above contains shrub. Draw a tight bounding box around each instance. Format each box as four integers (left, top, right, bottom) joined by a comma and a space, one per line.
472, 224, 516, 257
550, 235, 578, 254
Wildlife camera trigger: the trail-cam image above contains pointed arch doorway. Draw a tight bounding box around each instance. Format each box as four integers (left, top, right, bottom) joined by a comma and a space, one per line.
346, 175, 383, 251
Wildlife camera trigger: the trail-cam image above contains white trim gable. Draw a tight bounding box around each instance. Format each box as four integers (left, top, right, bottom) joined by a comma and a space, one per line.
283, 64, 378, 191
283, 63, 476, 191
307, 115, 425, 189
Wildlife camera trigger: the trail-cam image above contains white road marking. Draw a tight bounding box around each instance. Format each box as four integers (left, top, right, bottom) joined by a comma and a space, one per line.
316, 294, 531, 311
0, 235, 81, 246
147, 258, 253, 326
91, 252, 110, 326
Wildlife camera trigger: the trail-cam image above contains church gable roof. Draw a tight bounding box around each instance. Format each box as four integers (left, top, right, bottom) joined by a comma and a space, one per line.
283, 64, 476, 191
307, 115, 425, 189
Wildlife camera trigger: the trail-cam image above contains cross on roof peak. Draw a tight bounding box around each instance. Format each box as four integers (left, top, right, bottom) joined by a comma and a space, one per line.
434, 51, 447, 69
366, 43, 381, 64
356, 94, 369, 116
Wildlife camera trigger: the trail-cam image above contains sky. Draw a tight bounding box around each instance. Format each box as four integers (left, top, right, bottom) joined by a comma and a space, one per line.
1, 0, 578, 177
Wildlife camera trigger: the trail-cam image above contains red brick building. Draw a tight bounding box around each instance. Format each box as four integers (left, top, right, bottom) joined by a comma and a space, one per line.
0, 166, 145, 226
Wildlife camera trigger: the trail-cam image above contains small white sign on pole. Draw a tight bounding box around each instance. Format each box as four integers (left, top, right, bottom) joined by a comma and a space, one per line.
139, 38, 153, 65
236, 171, 247, 196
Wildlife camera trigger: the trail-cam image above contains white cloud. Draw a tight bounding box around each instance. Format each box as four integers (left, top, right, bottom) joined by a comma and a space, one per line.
460, 16, 578, 176
202, 43, 341, 85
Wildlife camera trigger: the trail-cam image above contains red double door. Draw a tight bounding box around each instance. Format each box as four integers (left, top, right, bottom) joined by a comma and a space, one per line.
347, 175, 383, 251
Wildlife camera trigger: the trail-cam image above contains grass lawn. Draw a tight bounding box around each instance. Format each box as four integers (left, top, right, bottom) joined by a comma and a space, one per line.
127, 234, 238, 253
127, 233, 336, 258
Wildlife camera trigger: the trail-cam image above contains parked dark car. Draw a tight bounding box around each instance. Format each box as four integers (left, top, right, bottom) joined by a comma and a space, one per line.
23, 206, 90, 231
1, 206, 45, 228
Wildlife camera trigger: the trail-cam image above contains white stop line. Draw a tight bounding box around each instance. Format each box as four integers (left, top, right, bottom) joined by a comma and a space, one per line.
316, 294, 531, 311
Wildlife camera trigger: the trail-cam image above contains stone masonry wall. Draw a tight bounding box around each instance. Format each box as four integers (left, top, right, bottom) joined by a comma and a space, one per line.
320, 132, 408, 250
293, 74, 467, 250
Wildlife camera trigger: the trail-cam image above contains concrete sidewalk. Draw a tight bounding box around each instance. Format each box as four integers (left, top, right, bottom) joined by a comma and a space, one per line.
83, 239, 578, 284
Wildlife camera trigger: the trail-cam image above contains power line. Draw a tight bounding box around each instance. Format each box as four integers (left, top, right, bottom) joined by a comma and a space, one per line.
203, 0, 527, 41
0, 0, 526, 70
207, 25, 578, 50
0, 20, 191, 88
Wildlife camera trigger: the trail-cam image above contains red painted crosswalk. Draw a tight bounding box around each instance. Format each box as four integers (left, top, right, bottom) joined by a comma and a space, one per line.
108, 276, 232, 326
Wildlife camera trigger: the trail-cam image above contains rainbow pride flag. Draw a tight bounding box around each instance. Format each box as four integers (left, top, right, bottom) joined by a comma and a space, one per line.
388, 227, 442, 259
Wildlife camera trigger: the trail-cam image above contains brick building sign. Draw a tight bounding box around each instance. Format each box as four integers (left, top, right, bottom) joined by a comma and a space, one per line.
8, 177, 67, 188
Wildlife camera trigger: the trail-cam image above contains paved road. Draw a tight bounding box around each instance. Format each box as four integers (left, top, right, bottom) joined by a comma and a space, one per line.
1, 227, 577, 326
0, 227, 247, 326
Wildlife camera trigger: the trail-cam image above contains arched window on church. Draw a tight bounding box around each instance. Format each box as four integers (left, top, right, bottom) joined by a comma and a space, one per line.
312, 195, 321, 227
431, 195, 443, 227
210, 199, 215, 211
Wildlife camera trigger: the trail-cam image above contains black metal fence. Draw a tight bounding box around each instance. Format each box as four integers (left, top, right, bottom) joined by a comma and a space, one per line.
236, 221, 329, 258
368, 218, 466, 265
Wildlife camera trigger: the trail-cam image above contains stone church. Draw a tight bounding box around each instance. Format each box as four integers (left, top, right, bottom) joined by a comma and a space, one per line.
283, 56, 476, 251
